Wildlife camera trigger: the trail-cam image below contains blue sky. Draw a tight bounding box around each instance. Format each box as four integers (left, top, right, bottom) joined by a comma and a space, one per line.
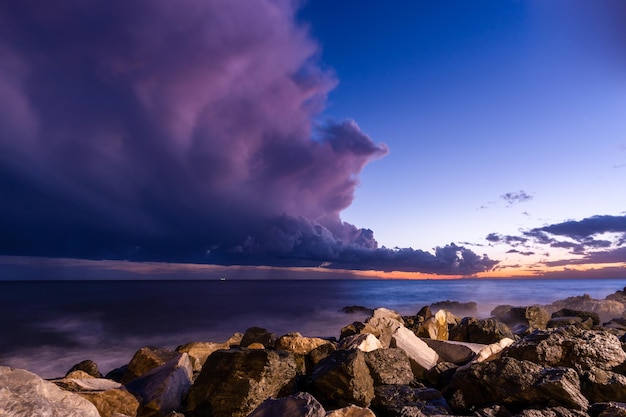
0, 0, 624, 278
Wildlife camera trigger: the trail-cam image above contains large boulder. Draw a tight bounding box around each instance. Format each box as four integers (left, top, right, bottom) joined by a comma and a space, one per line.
363, 316, 404, 348
307, 349, 375, 409
580, 367, 626, 403
54, 376, 140, 417
0, 366, 101, 417
338, 333, 383, 352
125, 353, 193, 417
551, 308, 600, 326
371, 307, 405, 324
240, 326, 277, 348
504, 326, 626, 372
449, 317, 514, 344
449, 357, 589, 412
187, 348, 299, 417
390, 326, 438, 379
364, 348, 414, 386
121, 346, 180, 384
545, 294, 625, 323
247, 392, 326, 417
371, 384, 451, 417
491, 305, 551, 334
175, 341, 229, 373
276, 332, 330, 355
422, 339, 482, 365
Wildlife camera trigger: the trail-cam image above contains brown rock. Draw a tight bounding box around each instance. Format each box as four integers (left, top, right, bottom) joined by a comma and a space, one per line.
276, 332, 330, 355
581, 367, 626, 403
308, 343, 337, 368
546, 294, 625, 323
364, 348, 414, 386
546, 316, 593, 330
491, 305, 550, 334
589, 402, 626, 417
363, 316, 404, 348
551, 308, 600, 326
449, 317, 515, 344
514, 407, 589, 417
66, 360, 103, 378
121, 347, 180, 384
325, 404, 376, 417
79, 389, 140, 417
175, 341, 229, 373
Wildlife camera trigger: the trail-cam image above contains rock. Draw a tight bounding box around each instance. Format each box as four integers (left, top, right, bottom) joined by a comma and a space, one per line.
121, 346, 180, 384
175, 341, 229, 373
504, 326, 626, 372
390, 326, 438, 379
78, 389, 140, 417
551, 308, 600, 326
603, 318, 626, 335
54, 377, 123, 392
546, 294, 625, 323
371, 307, 405, 324
187, 348, 298, 417
126, 353, 193, 417
606, 287, 626, 304
325, 404, 376, 417
546, 316, 593, 330
338, 333, 383, 352
463, 338, 515, 366
473, 404, 512, 417
247, 342, 266, 349
364, 348, 414, 386
65, 369, 96, 379
240, 326, 277, 348
403, 306, 431, 333
66, 359, 103, 378
418, 309, 456, 340
247, 392, 326, 417
514, 407, 589, 417
0, 365, 101, 417
342, 306, 375, 315
430, 300, 479, 318
363, 317, 404, 348
589, 402, 626, 417
581, 367, 626, 403
491, 306, 551, 334
422, 339, 481, 365
449, 317, 515, 344
307, 348, 375, 409
449, 357, 589, 412
309, 343, 337, 367
226, 332, 244, 346
423, 361, 458, 390
371, 384, 451, 417
340, 322, 374, 339
276, 332, 330, 355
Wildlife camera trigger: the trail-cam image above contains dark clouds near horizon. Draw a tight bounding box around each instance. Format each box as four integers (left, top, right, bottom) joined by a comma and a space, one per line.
0, 1, 496, 275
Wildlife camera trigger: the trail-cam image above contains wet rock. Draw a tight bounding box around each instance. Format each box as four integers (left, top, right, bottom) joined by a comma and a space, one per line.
504, 326, 626, 372
126, 353, 193, 417
240, 326, 277, 348
449, 317, 514, 344
371, 384, 451, 417
175, 341, 229, 373
449, 357, 589, 412
580, 367, 626, 403
187, 348, 298, 417
364, 348, 414, 386
276, 332, 330, 355
307, 349, 375, 409
363, 317, 404, 348
66, 359, 103, 378
546, 294, 625, 323
430, 300, 479, 318
247, 392, 326, 417
491, 306, 550, 334
551, 308, 600, 326
422, 339, 481, 365
326, 404, 376, 416
589, 402, 626, 417
121, 347, 180, 384
338, 333, 383, 352
390, 326, 439, 379
0, 365, 101, 417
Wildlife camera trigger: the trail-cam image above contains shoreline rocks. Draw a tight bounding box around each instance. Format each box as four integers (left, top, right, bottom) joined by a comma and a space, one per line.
4, 286, 626, 416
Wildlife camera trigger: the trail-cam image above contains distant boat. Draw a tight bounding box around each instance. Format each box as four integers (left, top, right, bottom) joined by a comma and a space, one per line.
219, 277, 226, 281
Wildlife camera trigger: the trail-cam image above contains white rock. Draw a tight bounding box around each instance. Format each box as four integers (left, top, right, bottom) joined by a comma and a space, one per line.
371, 307, 405, 324
391, 326, 439, 378
338, 333, 383, 352
0, 366, 100, 417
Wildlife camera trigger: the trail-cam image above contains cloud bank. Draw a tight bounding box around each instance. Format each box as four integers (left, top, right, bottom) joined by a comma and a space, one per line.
0, 1, 495, 275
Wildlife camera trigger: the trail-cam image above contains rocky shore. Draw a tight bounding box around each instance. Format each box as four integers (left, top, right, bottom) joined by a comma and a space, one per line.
3, 287, 626, 417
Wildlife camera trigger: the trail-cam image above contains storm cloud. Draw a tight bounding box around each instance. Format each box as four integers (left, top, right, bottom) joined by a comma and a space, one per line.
0, 1, 495, 275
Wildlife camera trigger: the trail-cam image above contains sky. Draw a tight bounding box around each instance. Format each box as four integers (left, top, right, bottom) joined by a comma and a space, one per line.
0, 0, 625, 279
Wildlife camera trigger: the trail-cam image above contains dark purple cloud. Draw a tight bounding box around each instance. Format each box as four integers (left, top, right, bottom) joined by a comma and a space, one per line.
532, 215, 626, 240
0, 1, 495, 275
500, 190, 533, 205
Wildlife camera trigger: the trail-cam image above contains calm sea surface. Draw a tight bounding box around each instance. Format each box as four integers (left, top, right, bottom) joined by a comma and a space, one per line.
1, 278, 625, 378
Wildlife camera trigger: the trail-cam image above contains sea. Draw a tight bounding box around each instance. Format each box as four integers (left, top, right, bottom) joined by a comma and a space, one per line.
1, 278, 625, 379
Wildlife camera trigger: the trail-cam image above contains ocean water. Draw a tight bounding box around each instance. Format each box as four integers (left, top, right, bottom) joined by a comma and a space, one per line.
1, 278, 624, 378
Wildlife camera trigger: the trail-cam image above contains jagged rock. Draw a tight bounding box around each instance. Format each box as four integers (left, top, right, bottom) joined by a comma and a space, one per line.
423, 361, 458, 390
326, 404, 376, 416
226, 332, 244, 346
276, 332, 330, 355
342, 306, 375, 315
449, 357, 589, 412
187, 348, 298, 417
606, 287, 626, 304
504, 326, 626, 372
430, 300, 479, 318
126, 353, 192, 417
66, 359, 103, 378
341, 321, 379, 339
121, 347, 180, 384
240, 326, 277, 348
247, 392, 326, 417
338, 333, 383, 352
307, 348, 375, 409
514, 407, 589, 417
422, 339, 481, 365
364, 348, 414, 386
363, 316, 404, 348
491, 305, 551, 334
581, 367, 626, 403
551, 308, 600, 326
309, 343, 337, 367
371, 384, 451, 417
589, 402, 626, 417
603, 318, 626, 336
390, 326, 438, 379
449, 317, 515, 344
0, 366, 101, 417
78, 389, 139, 417
175, 341, 229, 373
546, 316, 594, 330
546, 294, 625, 323
403, 306, 432, 333
371, 307, 405, 324
463, 338, 515, 366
